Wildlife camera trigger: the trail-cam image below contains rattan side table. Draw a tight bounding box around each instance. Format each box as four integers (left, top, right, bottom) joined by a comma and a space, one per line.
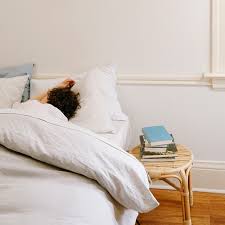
129, 145, 193, 225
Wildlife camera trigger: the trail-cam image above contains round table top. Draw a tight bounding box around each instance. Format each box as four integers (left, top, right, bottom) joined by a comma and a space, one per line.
129, 145, 193, 178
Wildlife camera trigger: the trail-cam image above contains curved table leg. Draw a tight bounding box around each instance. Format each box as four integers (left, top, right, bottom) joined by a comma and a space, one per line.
188, 170, 193, 207
160, 174, 188, 224
180, 169, 192, 225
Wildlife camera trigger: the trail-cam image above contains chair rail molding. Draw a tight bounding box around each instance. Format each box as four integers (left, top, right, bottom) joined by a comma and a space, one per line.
204, 73, 225, 89
117, 74, 210, 86
34, 73, 211, 86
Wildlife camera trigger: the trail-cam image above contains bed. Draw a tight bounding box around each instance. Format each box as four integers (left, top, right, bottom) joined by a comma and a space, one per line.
0, 121, 137, 225
0, 64, 158, 225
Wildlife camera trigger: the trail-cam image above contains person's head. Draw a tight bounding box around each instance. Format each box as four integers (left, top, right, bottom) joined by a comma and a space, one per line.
47, 87, 80, 120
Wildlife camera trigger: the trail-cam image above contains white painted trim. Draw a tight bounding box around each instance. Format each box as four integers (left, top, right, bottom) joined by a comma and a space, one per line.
34, 73, 205, 81
211, 0, 225, 73
150, 184, 225, 194
117, 74, 209, 86
193, 160, 225, 170
35, 72, 225, 89
209, 0, 225, 88
34, 73, 211, 86
204, 73, 225, 89
205, 73, 225, 79
117, 79, 209, 86
211, 0, 221, 73
192, 187, 225, 194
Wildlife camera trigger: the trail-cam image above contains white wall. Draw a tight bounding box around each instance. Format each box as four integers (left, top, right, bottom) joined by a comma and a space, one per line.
118, 84, 225, 161
1, 0, 225, 190
0, 0, 210, 74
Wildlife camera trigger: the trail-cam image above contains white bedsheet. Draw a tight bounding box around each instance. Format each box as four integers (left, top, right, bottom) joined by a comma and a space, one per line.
100, 120, 131, 150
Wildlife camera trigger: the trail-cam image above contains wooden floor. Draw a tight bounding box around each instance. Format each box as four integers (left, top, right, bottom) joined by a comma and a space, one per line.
138, 189, 225, 225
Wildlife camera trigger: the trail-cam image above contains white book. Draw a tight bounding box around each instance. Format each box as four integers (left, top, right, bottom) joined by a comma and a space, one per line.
141, 157, 176, 162
142, 154, 177, 159
143, 147, 167, 153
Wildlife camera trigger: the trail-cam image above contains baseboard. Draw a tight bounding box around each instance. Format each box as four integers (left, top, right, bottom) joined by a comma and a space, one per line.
193, 160, 225, 170
151, 184, 225, 194
150, 160, 225, 194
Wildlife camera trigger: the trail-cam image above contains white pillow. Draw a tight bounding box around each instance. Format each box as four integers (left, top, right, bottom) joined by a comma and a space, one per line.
81, 65, 127, 121
29, 65, 126, 133
70, 94, 114, 133
0, 75, 29, 108
30, 76, 114, 133
30, 78, 67, 98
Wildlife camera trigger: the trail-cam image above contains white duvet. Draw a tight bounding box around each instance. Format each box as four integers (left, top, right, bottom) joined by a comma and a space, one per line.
0, 108, 159, 224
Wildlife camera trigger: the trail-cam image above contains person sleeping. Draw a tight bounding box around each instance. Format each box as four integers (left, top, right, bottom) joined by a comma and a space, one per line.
13, 79, 80, 122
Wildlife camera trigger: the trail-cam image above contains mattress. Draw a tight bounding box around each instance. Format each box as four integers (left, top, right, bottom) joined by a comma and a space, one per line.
100, 120, 131, 150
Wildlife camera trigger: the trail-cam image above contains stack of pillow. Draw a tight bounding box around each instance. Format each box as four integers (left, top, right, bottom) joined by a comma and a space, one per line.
0, 64, 127, 133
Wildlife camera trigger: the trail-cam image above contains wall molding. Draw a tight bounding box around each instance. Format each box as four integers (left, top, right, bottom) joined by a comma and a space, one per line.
211, 0, 221, 73
35, 72, 225, 88
34, 73, 212, 87
151, 184, 225, 194
211, 0, 225, 73
204, 72, 225, 89
117, 74, 210, 86
34, 72, 225, 89
208, 0, 225, 89
193, 159, 225, 171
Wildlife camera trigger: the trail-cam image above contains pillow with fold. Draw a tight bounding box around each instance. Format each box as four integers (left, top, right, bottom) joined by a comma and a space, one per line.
0, 63, 34, 102
71, 70, 114, 133
70, 93, 115, 133
69, 66, 124, 133
0, 75, 29, 108
80, 65, 127, 121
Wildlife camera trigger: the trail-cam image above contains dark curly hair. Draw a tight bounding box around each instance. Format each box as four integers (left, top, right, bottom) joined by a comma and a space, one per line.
47, 87, 80, 120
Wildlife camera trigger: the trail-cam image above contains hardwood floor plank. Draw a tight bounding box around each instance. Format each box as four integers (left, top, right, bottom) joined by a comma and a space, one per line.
210, 216, 225, 225
138, 189, 225, 225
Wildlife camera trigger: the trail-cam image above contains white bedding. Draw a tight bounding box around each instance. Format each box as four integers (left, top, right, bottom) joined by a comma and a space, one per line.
0, 108, 159, 225
101, 120, 131, 150
0, 146, 138, 225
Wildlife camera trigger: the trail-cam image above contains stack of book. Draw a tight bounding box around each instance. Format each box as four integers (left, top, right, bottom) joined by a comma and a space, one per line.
140, 126, 177, 162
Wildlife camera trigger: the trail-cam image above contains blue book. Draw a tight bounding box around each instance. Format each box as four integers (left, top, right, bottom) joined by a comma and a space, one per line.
142, 126, 173, 146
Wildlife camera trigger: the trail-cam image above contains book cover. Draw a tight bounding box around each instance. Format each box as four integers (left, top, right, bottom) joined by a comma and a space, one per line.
142, 126, 173, 146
